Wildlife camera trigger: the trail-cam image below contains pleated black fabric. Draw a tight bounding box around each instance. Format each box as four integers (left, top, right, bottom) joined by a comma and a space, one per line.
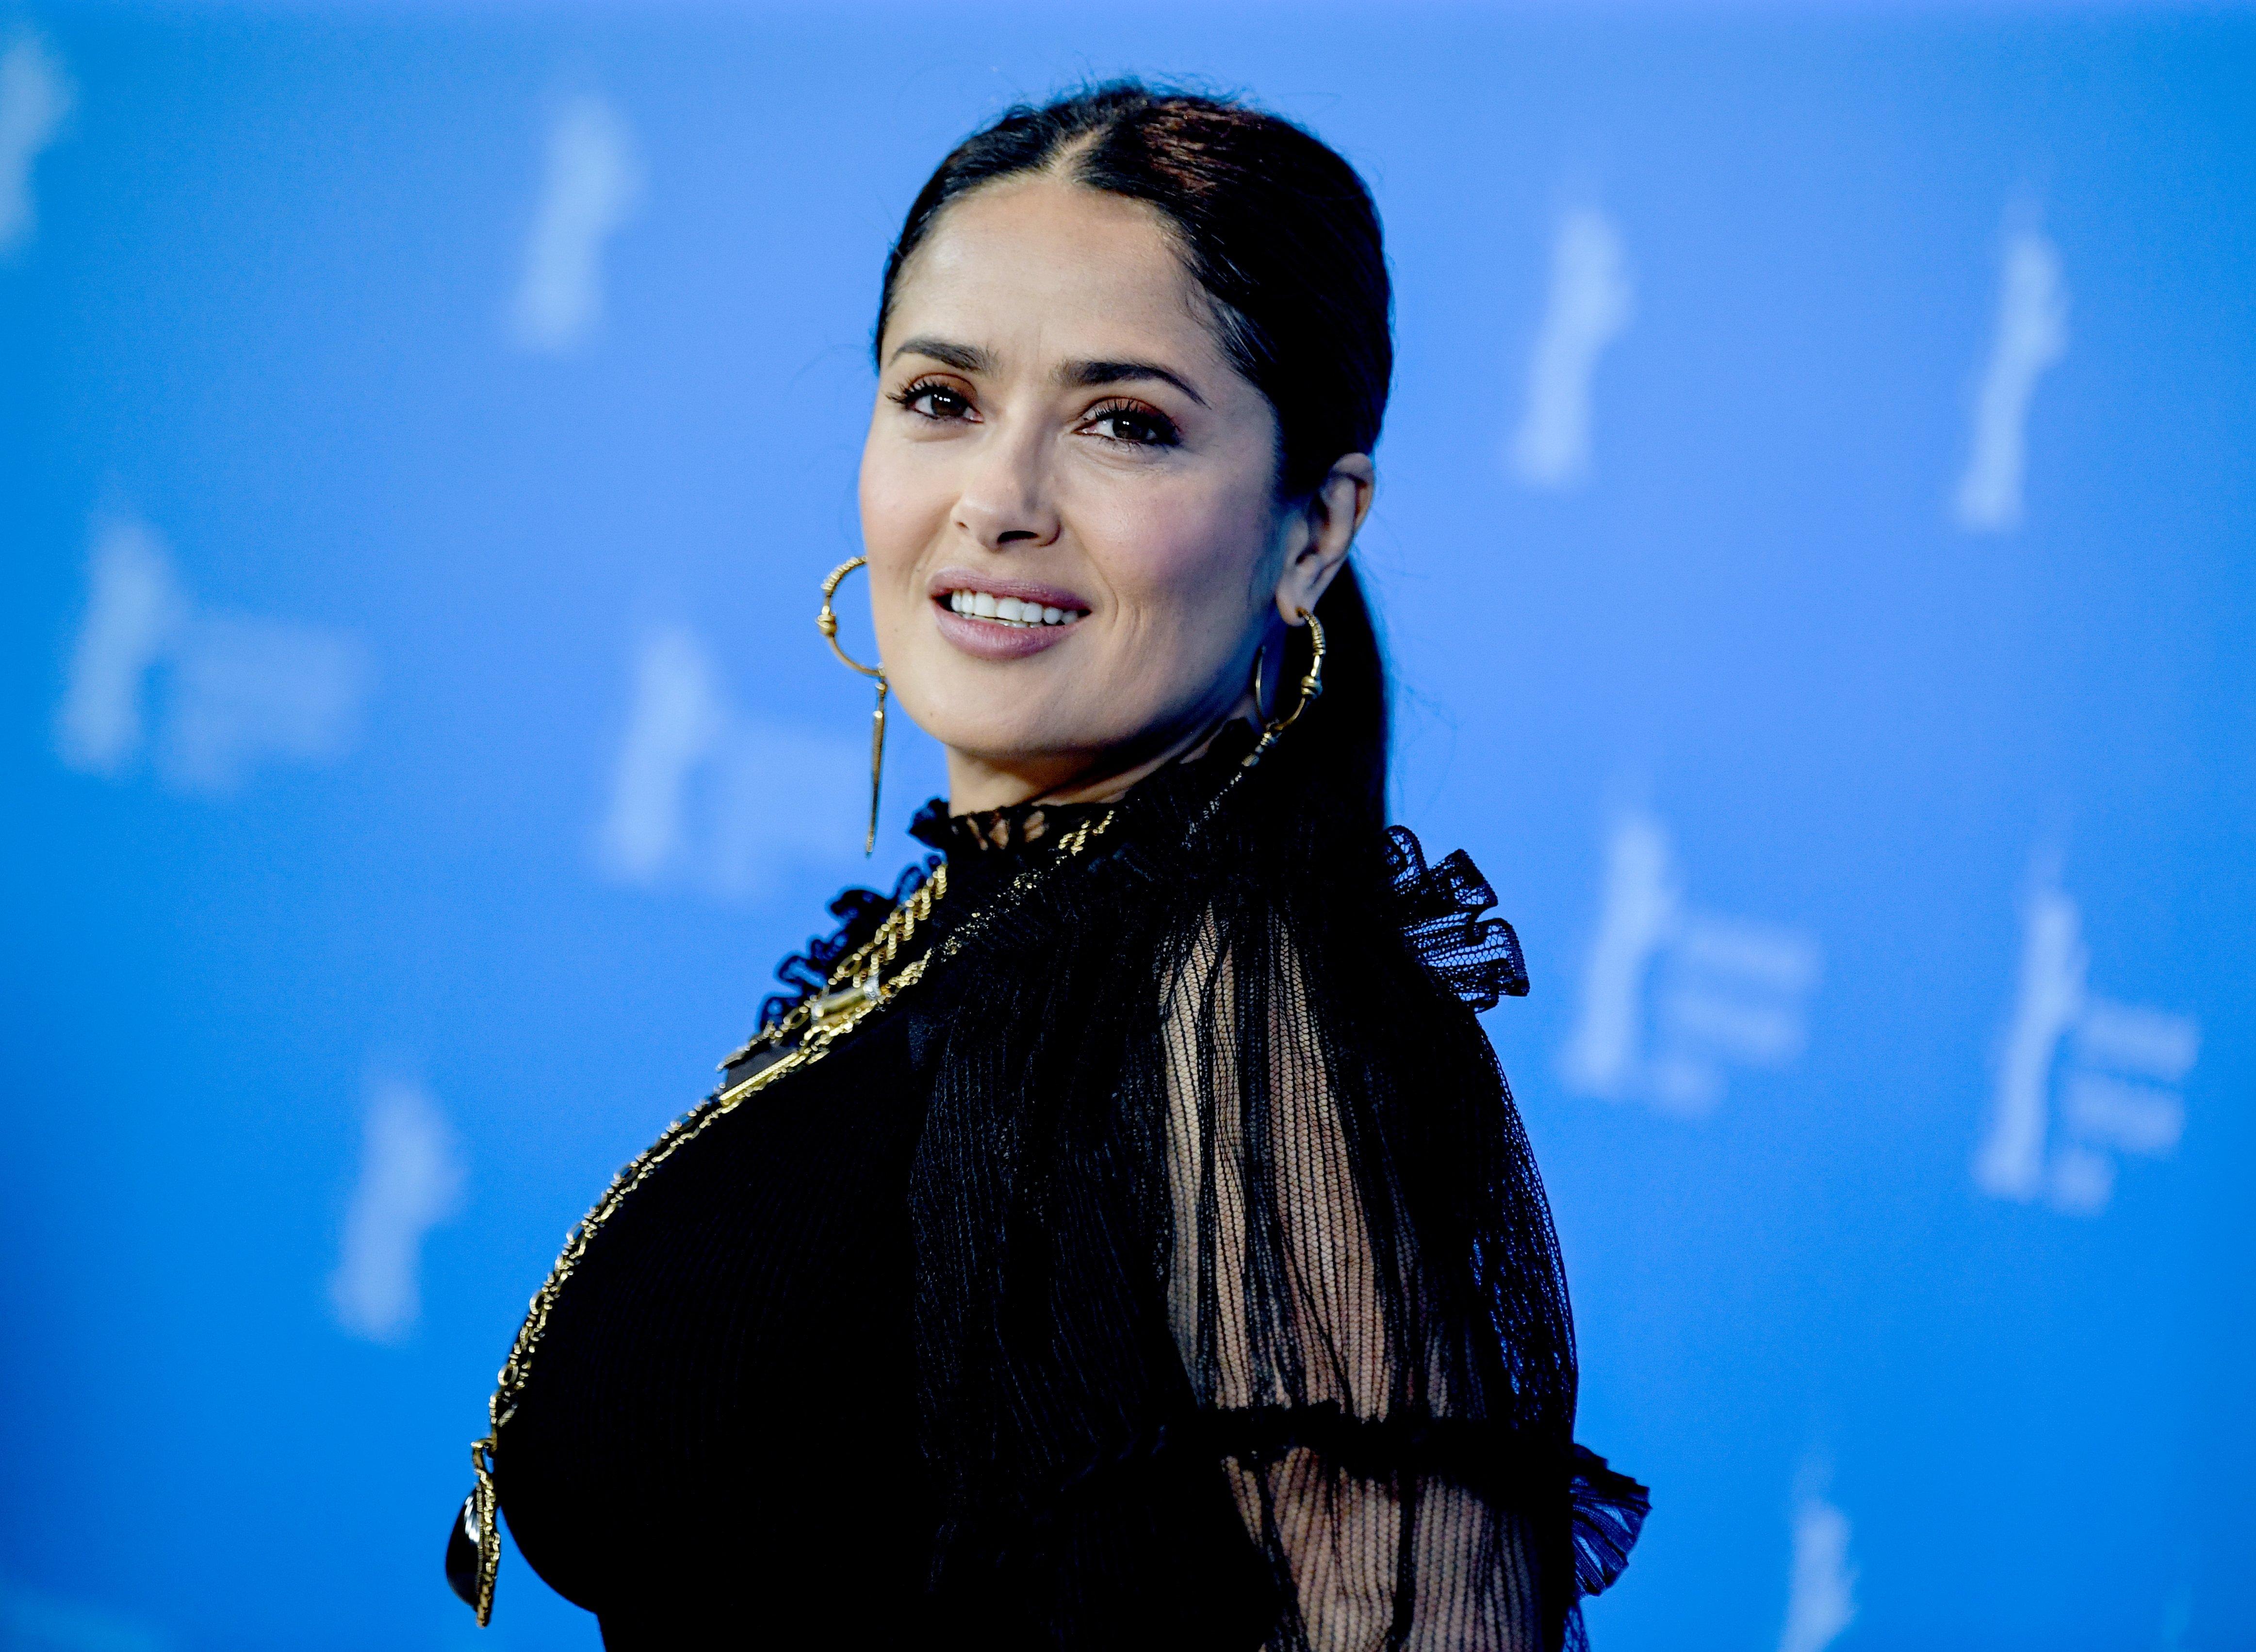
494, 720, 1644, 1650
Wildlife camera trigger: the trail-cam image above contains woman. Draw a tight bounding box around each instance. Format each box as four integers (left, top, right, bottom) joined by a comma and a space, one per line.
449, 82, 1645, 1651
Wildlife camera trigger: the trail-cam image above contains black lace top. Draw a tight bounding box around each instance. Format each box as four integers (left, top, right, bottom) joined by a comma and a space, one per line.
490, 723, 1643, 1651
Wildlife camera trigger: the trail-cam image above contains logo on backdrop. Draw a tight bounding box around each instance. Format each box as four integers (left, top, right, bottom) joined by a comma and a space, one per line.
0, 30, 73, 259
1508, 206, 1634, 490
1974, 859, 2199, 1215
330, 1078, 466, 1345
509, 92, 642, 355
1560, 810, 1823, 1114
1954, 221, 2069, 533
53, 517, 369, 794
1776, 1463, 1858, 1652
597, 625, 869, 898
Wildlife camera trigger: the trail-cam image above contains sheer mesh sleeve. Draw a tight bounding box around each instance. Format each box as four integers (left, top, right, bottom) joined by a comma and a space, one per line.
895, 756, 1639, 1651
1160, 909, 1553, 1652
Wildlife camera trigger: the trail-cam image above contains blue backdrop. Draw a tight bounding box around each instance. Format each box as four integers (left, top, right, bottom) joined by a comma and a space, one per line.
4, 4, 2250, 1649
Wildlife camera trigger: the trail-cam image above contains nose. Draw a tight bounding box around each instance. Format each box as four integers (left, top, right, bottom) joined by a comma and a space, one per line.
952, 420, 1061, 551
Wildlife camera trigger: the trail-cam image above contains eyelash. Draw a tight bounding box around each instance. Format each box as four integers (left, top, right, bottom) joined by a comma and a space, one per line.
887, 380, 1181, 449
889, 377, 973, 421
1082, 399, 1181, 449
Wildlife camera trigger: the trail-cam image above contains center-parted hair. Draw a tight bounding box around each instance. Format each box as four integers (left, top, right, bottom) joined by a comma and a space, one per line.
876, 82, 1395, 831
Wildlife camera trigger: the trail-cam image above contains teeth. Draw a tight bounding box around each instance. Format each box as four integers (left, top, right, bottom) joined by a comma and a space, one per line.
943, 590, 1086, 628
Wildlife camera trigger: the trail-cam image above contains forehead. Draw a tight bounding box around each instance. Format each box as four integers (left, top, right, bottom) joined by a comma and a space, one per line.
883, 175, 1226, 366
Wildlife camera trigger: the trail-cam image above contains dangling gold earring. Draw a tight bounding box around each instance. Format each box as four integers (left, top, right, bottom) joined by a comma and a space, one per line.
817, 556, 886, 854
1243, 607, 1325, 769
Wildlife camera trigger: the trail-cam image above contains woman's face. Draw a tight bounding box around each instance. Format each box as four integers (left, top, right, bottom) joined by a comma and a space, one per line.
859, 173, 1360, 810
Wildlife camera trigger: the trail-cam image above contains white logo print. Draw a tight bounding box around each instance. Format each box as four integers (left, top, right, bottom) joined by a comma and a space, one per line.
1954, 225, 2069, 532
1508, 207, 1634, 490
53, 518, 369, 795
0, 32, 73, 258
1560, 810, 1822, 1115
1974, 862, 2199, 1215
598, 625, 869, 898
1777, 1468, 1858, 1652
330, 1079, 467, 1344
509, 93, 642, 354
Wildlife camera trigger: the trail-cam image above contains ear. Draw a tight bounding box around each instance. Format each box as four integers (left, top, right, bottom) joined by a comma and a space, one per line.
1273, 453, 1375, 625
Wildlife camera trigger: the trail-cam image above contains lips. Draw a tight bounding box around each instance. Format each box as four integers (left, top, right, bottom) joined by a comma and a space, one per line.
927, 568, 1091, 661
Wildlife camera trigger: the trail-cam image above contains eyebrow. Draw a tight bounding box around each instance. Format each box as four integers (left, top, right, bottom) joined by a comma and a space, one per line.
1060, 358, 1209, 408
888, 336, 995, 373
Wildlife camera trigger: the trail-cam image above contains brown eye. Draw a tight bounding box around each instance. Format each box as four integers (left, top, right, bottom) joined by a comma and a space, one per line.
1085, 401, 1180, 448
893, 379, 973, 421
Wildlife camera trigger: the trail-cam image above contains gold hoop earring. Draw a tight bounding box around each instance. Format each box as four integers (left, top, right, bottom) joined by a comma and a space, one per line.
1244, 607, 1325, 769
817, 556, 886, 855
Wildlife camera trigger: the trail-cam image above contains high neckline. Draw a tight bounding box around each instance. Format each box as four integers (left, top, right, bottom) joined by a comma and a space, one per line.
907, 719, 1261, 859
907, 795, 1113, 857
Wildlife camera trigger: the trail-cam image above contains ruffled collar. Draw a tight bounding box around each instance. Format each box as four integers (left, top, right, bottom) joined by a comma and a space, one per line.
908, 795, 1113, 856
907, 719, 1260, 858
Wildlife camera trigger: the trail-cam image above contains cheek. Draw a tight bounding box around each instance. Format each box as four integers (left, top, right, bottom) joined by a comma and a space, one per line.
857, 437, 932, 559
858, 434, 947, 639
1089, 470, 1276, 625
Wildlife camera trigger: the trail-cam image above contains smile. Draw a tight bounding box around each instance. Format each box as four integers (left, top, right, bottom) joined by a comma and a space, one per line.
944, 590, 1087, 628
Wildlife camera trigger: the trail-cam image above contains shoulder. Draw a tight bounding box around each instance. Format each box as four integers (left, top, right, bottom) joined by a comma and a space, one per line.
1184, 811, 1528, 1017
1378, 826, 1529, 1013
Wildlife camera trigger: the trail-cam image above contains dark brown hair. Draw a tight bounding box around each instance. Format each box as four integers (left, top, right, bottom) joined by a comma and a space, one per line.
876, 81, 1395, 829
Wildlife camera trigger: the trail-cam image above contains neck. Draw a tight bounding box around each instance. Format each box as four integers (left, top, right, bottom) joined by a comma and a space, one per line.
944, 688, 1260, 814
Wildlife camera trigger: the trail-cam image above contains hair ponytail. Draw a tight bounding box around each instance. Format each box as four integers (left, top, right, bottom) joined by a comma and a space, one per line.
1290, 563, 1388, 834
